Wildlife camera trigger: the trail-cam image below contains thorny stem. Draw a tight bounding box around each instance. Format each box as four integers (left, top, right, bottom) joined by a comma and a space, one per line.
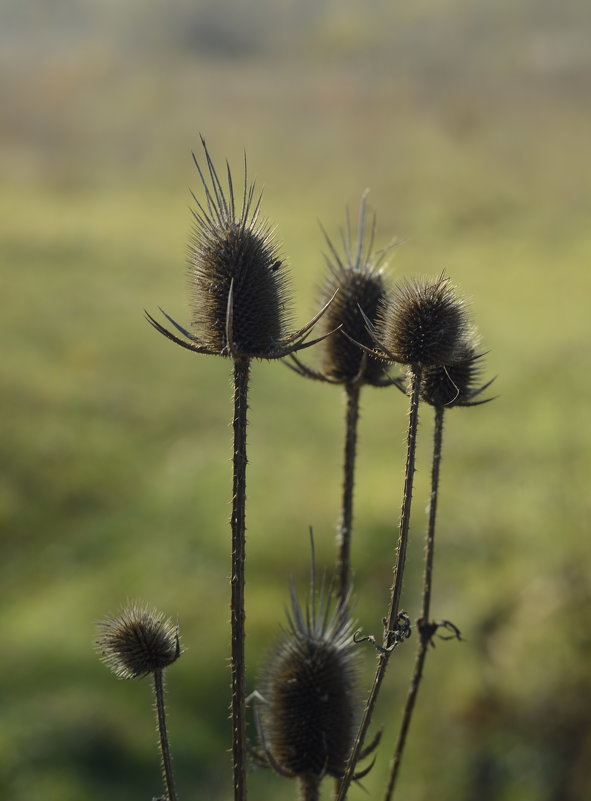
299, 775, 320, 801
336, 383, 361, 608
231, 357, 250, 801
336, 367, 423, 801
153, 669, 178, 801
384, 404, 445, 801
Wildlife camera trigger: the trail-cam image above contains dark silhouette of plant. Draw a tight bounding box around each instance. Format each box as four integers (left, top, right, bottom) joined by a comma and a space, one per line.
96, 604, 181, 801
287, 194, 402, 609
145, 138, 333, 801
336, 273, 470, 800
250, 540, 379, 801
384, 340, 496, 800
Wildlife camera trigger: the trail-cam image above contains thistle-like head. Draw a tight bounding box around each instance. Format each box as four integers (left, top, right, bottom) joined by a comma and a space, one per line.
186, 140, 290, 358
96, 603, 181, 679
288, 194, 401, 389
254, 580, 360, 781
419, 338, 496, 408
147, 138, 332, 362
377, 273, 469, 369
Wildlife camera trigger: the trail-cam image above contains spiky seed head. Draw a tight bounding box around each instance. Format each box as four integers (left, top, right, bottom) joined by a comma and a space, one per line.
420, 338, 494, 408
317, 197, 392, 385
258, 585, 358, 780
96, 604, 181, 679
321, 264, 391, 384
379, 274, 469, 368
188, 140, 290, 358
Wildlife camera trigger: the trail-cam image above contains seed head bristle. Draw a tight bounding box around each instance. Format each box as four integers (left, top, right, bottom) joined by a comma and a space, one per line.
420, 338, 495, 407
96, 604, 181, 680
379, 273, 469, 367
318, 197, 391, 384
258, 582, 358, 780
187, 139, 291, 358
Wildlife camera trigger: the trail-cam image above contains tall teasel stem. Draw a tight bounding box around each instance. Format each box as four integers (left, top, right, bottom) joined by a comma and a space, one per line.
153, 668, 179, 801
383, 342, 495, 799
384, 403, 444, 801
230, 356, 250, 801
146, 140, 336, 801
336, 382, 361, 608
336, 367, 423, 801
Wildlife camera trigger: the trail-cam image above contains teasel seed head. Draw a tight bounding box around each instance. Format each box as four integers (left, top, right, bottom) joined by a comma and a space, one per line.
147, 138, 334, 361
187, 144, 290, 358
378, 273, 469, 368
288, 194, 402, 389
256, 582, 359, 780
320, 199, 394, 385
419, 337, 497, 408
96, 604, 181, 680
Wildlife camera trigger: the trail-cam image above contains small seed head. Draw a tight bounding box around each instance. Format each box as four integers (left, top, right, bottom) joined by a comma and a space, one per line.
420, 338, 493, 407
321, 264, 390, 384
258, 586, 358, 779
379, 274, 468, 367
188, 140, 290, 357
96, 604, 181, 679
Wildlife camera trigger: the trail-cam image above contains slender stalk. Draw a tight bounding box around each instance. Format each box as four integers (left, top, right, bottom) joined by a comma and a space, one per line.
230, 356, 250, 801
299, 775, 320, 801
384, 404, 445, 800
153, 669, 178, 801
336, 382, 361, 608
336, 367, 423, 801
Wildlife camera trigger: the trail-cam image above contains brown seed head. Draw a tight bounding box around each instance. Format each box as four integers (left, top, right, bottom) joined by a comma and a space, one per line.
420, 338, 495, 408
258, 584, 358, 779
96, 604, 181, 679
379, 274, 468, 367
188, 138, 290, 357
319, 199, 392, 384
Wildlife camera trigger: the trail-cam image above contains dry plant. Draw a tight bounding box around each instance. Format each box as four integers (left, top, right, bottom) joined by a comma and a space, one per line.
96, 140, 494, 801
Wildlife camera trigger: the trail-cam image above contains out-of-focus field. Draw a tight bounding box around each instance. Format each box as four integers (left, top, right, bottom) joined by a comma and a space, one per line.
2, 1, 591, 800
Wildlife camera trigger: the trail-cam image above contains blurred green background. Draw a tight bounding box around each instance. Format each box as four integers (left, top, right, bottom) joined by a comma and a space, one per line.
2, 1, 591, 799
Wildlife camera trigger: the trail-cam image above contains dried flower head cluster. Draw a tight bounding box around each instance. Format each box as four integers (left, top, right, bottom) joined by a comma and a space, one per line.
420, 339, 496, 408
96, 604, 181, 679
254, 584, 360, 781
377, 273, 469, 368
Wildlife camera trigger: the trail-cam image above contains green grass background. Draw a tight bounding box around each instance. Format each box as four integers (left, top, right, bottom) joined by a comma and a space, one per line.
2, 1, 591, 799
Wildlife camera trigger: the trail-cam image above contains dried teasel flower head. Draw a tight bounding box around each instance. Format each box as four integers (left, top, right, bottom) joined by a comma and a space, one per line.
253, 578, 364, 781
96, 604, 181, 680
319, 196, 394, 385
288, 194, 401, 389
147, 138, 333, 361
187, 140, 289, 357
377, 272, 469, 369
419, 336, 497, 408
